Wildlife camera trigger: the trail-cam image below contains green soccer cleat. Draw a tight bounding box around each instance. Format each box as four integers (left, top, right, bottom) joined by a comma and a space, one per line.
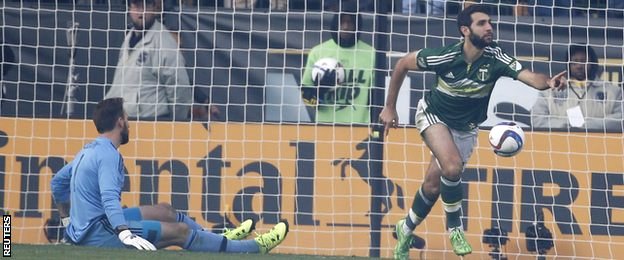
449, 227, 472, 256
393, 218, 413, 260
255, 221, 289, 254
222, 218, 256, 240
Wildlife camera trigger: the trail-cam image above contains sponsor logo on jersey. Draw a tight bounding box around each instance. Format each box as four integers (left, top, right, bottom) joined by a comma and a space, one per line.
445, 72, 455, 79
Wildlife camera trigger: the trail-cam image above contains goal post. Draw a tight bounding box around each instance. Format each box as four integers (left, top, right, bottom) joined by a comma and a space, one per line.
0, 1, 623, 258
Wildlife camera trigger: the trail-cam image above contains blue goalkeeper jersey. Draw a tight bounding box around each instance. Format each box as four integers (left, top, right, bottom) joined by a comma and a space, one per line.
50, 136, 127, 243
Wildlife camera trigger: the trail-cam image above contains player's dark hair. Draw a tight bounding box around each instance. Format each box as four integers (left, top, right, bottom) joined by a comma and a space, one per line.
457, 4, 490, 36
93, 98, 125, 134
567, 44, 599, 80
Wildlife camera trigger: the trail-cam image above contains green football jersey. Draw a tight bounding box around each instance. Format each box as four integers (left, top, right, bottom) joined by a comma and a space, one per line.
302, 40, 375, 124
416, 41, 524, 130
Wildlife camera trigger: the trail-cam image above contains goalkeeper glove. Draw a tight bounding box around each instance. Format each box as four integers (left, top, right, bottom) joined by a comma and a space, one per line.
316, 69, 337, 87
301, 87, 317, 106
118, 229, 157, 250
61, 217, 70, 227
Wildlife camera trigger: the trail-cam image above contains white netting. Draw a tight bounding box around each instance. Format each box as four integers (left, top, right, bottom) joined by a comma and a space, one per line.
0, 0, 623, 258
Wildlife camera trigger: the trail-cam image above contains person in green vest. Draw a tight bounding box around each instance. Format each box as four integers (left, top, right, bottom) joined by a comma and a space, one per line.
379, 4, 566, 259
301, 1, 375, 124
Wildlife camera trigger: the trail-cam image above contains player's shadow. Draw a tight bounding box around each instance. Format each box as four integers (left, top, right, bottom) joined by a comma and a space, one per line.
332, 136, 405, 214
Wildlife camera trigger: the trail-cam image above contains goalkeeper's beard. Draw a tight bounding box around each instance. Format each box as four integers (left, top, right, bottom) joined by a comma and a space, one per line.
120, 122, 130, 145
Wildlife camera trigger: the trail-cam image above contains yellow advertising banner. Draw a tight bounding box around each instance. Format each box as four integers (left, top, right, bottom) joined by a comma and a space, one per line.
0, 117, 623, 259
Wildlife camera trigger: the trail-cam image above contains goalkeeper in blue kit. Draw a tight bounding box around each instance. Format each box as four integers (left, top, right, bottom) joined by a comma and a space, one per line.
50, 98, 288, 253
379, 4, 566, 259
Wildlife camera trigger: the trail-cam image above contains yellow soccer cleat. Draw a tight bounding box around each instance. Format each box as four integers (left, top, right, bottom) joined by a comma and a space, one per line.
254, 221, 289, 254
222, 218, 256, 240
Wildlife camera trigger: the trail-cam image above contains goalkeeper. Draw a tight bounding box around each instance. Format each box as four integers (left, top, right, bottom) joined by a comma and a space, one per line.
379, 4, 565, 259
50, 98, 288, 253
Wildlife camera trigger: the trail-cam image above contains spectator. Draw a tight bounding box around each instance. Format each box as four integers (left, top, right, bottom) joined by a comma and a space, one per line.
192, 86, 221, 121
402, 0, 445, 16
105, 0, 192, 121
608, 0, 624, 18
515, 0, 530, 16
427, 0, 445, 15
402, 0, 422, 15
530, 0, 587, 17
531, 44, 623, 131
301, 1, 375, 124
230, 0, 287, 10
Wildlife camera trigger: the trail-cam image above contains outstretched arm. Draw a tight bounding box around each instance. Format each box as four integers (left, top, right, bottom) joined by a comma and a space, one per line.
379, 51, 421, 136
517, 70, 567, 90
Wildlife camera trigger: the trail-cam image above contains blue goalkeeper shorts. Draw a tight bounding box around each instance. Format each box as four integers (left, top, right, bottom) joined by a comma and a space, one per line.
74, 207, 162, 248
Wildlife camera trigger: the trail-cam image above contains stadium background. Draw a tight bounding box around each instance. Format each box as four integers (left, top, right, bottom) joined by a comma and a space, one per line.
1, 2, 623, 259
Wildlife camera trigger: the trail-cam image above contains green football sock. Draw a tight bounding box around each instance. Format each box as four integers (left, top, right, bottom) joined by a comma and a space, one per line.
440, 176, 463, 230
405, 186, 438, 231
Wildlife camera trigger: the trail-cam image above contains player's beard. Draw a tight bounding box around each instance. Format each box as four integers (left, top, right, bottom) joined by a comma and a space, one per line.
120, 122, 129, 145
469, 30, 492, 49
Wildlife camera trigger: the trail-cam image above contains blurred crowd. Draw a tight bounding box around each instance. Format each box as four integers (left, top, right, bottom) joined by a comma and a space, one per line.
10, 0, 624, 18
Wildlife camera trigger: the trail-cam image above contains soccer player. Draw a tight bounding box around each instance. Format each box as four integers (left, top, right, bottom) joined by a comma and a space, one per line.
379, 4, 566, 259
50, 97, 288, 253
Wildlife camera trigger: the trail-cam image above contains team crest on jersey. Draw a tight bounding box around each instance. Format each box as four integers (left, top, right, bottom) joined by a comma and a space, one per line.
509, 60, 522, 71
136, 51, 148, 65
477, 64, 490, 81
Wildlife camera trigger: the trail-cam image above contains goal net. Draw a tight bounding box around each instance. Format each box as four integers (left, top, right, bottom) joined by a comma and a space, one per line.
1, 0, 623, 258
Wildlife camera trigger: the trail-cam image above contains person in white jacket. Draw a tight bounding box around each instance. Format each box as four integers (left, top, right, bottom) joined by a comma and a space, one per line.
105, 0, 192, 121
531, 44, 623, 132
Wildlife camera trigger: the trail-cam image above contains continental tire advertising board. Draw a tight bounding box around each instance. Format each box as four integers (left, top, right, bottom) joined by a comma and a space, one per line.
0, 117, 623, 258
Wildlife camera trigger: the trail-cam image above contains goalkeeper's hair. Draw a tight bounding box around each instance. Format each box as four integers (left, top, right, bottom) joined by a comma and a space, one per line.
456, 4, 491, 36
93, 98, 125, 134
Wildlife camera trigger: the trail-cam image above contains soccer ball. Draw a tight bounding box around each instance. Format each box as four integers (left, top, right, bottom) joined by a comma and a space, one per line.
488, 122, 525, 157
311, 57, 345, 86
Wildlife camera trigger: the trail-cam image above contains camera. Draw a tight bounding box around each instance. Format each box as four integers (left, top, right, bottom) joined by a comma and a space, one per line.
482, 226, 509, 260
525, 212, 554, 259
